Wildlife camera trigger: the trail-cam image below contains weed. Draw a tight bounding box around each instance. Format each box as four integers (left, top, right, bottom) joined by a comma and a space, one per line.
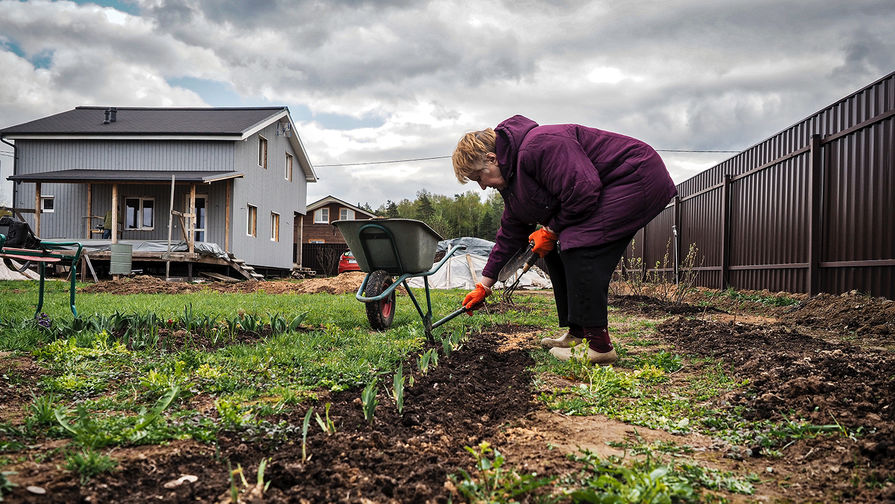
55, 386, 179, 447
26, 393, 58, 429
0, 470, 16, 502
451, 441, 555, 503
65, 448, 117, 485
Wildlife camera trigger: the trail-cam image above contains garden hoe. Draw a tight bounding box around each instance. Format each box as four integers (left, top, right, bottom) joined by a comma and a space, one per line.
498, 241, 538, 304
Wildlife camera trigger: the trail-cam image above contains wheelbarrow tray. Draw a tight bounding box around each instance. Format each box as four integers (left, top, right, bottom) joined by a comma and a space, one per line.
332, 218, 467, 339
332, 218, 443, 275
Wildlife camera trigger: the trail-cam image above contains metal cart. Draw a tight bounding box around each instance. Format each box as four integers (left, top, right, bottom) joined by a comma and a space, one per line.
332, 218, 467, 339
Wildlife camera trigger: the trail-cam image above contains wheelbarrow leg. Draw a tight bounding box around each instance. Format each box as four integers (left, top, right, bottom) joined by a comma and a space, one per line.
35, 261, 46, 319
402, 278, 435, 341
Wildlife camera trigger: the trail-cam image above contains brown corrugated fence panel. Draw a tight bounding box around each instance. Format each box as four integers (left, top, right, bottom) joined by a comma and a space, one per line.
633, 71, 895, 298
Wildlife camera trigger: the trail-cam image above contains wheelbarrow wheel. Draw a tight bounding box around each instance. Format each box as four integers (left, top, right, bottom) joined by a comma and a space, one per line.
364, 269, 395, 330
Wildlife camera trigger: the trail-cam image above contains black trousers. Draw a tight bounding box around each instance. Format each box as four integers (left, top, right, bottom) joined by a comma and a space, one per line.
543, 234, 633, 328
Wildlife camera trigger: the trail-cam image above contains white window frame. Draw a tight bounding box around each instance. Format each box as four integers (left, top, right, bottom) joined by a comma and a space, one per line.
313, 208, 329, 224
270, 212, 280, 242
124, 197, 155, 231
285, 152, 293, 181
40, 195, 55, 213
247, 204, 258, 237
339, 208, 355, 220
258, 136, 268, 169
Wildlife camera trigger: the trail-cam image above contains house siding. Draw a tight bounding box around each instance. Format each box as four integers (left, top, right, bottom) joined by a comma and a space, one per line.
229, 123, 306, 269
12, 134, 308, 270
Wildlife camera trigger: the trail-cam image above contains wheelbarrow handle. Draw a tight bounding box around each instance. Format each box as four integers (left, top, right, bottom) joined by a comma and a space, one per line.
431, 305, 470, 331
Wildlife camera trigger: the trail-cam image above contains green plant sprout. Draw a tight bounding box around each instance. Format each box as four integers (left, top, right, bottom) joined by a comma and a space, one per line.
314, 402, 336, 435
361, 379, 379, 424
393, 364, 405, 415
302, 407, 313, 462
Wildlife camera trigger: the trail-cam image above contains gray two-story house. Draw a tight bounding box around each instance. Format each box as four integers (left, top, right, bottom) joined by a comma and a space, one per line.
0, 106, 316, 272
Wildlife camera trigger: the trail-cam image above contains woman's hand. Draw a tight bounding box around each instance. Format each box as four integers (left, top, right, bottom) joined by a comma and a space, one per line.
462, 282, 493, 315
528, 227, 558, 257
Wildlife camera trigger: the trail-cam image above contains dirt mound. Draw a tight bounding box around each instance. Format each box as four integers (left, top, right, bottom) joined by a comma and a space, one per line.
658, 316, 895, 500
786, 291, 895, 338
79, 272, 366, 296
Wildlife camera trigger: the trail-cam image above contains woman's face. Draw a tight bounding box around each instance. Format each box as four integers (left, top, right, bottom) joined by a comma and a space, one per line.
469, 153, 506, 190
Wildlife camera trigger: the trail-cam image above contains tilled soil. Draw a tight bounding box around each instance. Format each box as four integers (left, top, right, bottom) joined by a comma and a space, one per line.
657, 316, 895, 503
6, 326, 540, 503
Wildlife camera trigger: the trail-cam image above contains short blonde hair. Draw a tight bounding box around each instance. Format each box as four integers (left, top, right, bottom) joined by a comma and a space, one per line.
452, 128, 496, 183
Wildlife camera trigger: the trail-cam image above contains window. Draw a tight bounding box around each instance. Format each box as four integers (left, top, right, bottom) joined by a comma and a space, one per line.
285, 153, 293, 181
313, 208, 329, 224
40, 196, 55, 213
125, 197, 154, 230
339, 208, 355, 220
270, 212, 280, 242
309, 239, 324, 244
247, 204, 257, 237
258, 136, 268, 169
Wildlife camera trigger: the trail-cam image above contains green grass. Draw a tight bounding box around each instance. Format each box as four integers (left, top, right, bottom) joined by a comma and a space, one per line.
0, 284, 538, 453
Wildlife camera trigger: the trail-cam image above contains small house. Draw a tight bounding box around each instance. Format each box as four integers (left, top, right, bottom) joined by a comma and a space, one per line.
0, 106, 317, 278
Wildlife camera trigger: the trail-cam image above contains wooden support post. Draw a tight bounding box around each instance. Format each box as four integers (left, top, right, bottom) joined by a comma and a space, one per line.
86, 183, 92, 238
720, 174, 731, 290
807, 134, 824, 295
189, 183, 196, 254
166, 175, 175, 280
111, 183, 119, 244
225, 179, 232, 253
34, 182, 41, 236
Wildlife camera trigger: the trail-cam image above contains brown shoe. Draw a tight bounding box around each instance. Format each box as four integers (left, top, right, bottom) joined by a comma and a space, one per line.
549, 344, 617, 366
540, 331, 583, 348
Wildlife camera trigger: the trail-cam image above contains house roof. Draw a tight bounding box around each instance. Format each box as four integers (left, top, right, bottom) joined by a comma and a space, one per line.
306, 195, 378, 219
0, 106, 318, 182
8, 169, 244, 184
0, 106, 284, 136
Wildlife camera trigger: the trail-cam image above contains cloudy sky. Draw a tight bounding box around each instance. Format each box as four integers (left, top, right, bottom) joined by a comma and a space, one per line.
1, 0, 892, 209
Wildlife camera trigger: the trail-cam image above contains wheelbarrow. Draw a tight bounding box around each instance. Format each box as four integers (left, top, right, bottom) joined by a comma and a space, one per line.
332, 218, 468, 339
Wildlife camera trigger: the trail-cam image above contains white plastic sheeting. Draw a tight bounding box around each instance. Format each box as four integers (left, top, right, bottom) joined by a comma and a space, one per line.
405, 253, 551, 290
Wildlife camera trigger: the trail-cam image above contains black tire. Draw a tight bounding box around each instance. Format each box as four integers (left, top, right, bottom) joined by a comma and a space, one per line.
364, 270, 396, 330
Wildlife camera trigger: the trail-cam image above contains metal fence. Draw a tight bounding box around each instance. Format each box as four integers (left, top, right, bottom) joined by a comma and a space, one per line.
633, 71, 895, 299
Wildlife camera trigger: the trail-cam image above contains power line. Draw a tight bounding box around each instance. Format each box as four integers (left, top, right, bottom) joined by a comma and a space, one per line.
314, 149, 740, 167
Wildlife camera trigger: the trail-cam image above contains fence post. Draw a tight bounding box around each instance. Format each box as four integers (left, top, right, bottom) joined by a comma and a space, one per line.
673, 196, 681, 284
720, 174, 731, 290
807, 134, 823, 295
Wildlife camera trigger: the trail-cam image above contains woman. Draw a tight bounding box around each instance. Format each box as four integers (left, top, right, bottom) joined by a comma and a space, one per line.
453, 115, 677, 365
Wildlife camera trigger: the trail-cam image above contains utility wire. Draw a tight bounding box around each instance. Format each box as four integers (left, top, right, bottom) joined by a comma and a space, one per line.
315, 149, 740, 167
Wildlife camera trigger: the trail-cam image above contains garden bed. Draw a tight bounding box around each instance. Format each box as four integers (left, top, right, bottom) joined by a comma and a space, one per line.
1, 280, 893, 503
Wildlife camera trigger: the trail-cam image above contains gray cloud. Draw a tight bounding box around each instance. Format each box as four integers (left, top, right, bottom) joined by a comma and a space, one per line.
0, 0, 893, 207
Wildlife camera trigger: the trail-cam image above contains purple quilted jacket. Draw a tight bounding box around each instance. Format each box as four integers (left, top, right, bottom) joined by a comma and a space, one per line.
482, 115, 678, 279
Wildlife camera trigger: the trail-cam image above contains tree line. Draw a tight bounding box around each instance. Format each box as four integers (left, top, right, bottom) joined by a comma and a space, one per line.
358, 190, 505, 241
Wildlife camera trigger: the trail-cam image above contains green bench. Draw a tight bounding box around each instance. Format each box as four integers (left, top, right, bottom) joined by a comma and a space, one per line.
0, 234, 83, 318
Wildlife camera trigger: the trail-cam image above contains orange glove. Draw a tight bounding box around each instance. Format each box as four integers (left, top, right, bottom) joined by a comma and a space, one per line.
528, 228, 558, 257
462, 283, 492, 314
